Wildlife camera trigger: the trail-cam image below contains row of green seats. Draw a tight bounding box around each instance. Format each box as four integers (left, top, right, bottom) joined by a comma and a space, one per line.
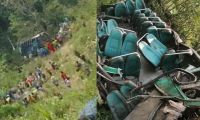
140, 21, 166, 34
133, 8, 156, 25
133, 8, 168, 34
99, 22, 138, 57
97, 19, 140, 59
138, 34, 180, 71
107, 53, 141, 78
104, 29, 138, 57
97, 19, 118, 38
132, 7, 176, 45
105, 0, 146, 17
107, 81, 142, 120
147, 26, 174, 45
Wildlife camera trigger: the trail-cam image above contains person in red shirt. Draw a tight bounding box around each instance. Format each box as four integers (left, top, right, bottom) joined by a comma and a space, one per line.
25, 73, 35, 87
47, 41, 56, 53
60, 71, 71, 87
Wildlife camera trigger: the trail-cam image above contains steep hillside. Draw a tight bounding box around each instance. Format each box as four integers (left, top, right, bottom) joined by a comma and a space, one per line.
0, 0, 96, 119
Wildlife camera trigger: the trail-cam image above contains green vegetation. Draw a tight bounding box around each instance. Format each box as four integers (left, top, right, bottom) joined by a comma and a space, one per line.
0, 0, 96, 119
97, 0, 117, 12
148, 0, 200, 52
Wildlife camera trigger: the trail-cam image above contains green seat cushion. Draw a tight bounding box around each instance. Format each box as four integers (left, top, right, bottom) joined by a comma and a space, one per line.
107, 19, 118, 35
106, 7, 115, 16
144, 8, 151, 16
138, 17, 148, 25
97, 20, 108, 38
149, 12, 157, 17
110, 57, 125, 70
120, 82, 137, 98
135, 0, 146, 10
138, 41, 161, 67
155, 76, 200, 107
149, 27, 173, 45
120, 83, 135, 97
146, 34, 168, 56
125, 0, 135, 15
104, 29, 123, 57
134, 10, 141, 16
159, 29, 173, 45
141, 21, 153, 33
148, 17, 162, 22
120, 82, 141, 109
155, 77, 185, 99
153, 22, 166, 28
115, 2, 127, 17
135, 8, 151, 17
121, 32, 138, 55
147, 26, 159, 39
107, 90, 130, 120
138, 13, 145, 18
161, 55, 179, 71
124, 54, 141, 77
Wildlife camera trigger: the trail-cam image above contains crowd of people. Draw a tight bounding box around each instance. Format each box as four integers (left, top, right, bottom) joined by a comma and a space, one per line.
3, 61, 71, 106
1, 18, 92, 107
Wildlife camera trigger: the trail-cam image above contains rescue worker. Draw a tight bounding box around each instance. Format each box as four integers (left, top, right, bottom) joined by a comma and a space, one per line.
51, 76, 59, 87
4, 95, 11, 104
32, 80, 43, 91
55, 34, 63, 44
49, 61, 59, 70
25, 73, 35, 87
35, 67, 42, 80
47, 41, 56, 53
52, 39, 61, 49
60, 71, 71, 87
17, 82, 25, 94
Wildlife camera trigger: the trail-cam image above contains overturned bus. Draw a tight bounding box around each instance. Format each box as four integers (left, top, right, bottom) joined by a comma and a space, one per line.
18, 32, 51, 58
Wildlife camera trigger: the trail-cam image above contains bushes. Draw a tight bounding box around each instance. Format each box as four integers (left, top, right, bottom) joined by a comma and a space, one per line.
0, 103, 22, 119
148, 0, 200, 52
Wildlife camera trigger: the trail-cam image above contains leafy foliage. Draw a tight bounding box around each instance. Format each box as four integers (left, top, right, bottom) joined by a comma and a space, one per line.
149, 0, 200, 52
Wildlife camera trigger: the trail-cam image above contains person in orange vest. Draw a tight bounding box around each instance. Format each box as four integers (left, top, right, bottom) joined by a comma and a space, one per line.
47, 41, 56, 53
60, 71, 71, 87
